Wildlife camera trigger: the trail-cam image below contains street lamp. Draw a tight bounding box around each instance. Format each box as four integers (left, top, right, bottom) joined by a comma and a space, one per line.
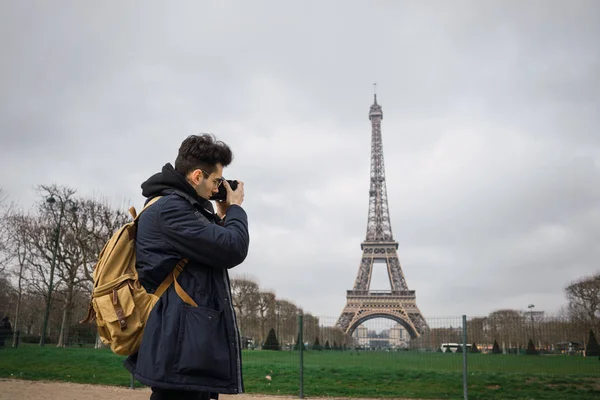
40, 196, 77, 346
527, 304, 535, 344
275, 303, 281, 343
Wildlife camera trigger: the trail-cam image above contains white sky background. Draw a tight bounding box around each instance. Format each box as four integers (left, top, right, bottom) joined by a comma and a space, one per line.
1, 1, 599, 321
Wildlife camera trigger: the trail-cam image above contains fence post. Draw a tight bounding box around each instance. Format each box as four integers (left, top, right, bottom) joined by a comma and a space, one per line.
462, 315, 468, 400
298, 312, 304, 399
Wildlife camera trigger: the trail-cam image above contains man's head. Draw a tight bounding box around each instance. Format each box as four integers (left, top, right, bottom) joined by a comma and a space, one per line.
175, 134, 233, 200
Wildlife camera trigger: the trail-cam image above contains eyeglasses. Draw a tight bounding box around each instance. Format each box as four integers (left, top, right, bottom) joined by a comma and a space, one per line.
201, 169, 224, 187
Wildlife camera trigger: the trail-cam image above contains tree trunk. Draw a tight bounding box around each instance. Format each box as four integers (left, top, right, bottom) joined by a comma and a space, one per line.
39, 289, 55, 345
57, 283, 74, 347
12, 274, 23, 347
95, 331, 102, 349
260, 317, 266, 345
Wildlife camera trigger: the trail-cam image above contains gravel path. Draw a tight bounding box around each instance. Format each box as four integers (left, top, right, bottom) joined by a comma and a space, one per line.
0, 379, 425, 400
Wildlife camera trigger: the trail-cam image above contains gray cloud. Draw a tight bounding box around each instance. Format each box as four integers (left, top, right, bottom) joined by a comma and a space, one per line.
1, 0, 599, 322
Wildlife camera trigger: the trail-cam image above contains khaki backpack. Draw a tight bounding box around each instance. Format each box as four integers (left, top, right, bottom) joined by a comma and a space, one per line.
81, 196, 197, 356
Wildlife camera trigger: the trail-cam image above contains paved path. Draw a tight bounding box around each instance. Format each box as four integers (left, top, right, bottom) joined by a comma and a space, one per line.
0, 379, 424, 400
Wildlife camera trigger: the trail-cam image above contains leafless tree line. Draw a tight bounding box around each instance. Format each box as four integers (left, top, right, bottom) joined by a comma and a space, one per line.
0, 185, 128, 347
411, 311, 591, 352
0, 185, 349, 349
411, 272, 600, 353
1, 186, 598, 351
229, 277, 350, 348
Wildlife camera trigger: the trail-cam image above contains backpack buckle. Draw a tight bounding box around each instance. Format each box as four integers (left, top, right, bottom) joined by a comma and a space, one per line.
112, 289, 129, 331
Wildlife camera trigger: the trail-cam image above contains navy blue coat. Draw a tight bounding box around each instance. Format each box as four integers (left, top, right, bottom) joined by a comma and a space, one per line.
124, 164, 249, 394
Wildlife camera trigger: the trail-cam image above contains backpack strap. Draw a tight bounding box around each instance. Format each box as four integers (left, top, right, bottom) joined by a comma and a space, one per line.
131, 195, 197, 307
170, 189, 216, 217
129, 196, 163, 221
154, 259, 198, 307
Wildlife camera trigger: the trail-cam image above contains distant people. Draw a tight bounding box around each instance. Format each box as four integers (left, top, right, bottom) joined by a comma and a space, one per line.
0, 316, 13, 348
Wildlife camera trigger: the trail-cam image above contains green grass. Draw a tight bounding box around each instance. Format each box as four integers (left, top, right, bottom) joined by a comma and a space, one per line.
1, 346, 599, 399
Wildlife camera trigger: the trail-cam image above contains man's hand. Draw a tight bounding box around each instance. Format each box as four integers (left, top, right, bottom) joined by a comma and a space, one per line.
226, 180, 244, 206
216, 180, 244, 218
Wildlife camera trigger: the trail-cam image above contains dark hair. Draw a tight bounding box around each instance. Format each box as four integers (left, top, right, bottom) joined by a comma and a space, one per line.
175, 134, 233, 175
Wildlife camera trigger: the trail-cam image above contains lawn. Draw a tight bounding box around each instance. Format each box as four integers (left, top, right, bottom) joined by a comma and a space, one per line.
1, 346, 599, 399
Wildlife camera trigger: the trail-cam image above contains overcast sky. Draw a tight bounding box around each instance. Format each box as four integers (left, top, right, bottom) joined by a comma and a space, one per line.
1, 1, 599, 324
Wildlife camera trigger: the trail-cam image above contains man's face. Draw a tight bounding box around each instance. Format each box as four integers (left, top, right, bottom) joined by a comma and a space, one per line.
188, 163, 224, 200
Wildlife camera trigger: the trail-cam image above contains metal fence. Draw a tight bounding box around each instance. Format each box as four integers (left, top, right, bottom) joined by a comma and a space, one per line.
2, 312, 599, 399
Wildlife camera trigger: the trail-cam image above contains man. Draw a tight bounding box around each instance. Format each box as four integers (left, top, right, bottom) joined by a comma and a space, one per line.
124, 134, 249, 400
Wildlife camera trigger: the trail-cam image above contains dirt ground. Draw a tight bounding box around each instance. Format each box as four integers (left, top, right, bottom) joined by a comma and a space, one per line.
0, 379, 417, 400
0, 379, 280, 400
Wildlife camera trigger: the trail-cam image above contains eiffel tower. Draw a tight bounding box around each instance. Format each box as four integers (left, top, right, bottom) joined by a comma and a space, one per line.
336, 89, 428, 339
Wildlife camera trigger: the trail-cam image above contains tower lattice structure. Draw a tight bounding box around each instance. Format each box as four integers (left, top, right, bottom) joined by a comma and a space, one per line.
336, 92, 428, 339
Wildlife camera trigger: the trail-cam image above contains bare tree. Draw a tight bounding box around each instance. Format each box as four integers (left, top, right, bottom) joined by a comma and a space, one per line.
55, 197, 127, 347
302, 313, 322, 347
0, 188, 13, 272
54, 227, 87, 347
230, 277, 260, 338
24, 212, 63, 308
275, 299, 299, 346
71, 197, 129, 286
320, 325, 348, 348
23, 185, 79, 345
5, 212, 33, 346
488, 309, 526, 350
429, 326, 462, 348
256, 291, 275, 344
466, 317, 489, 347
566, 273, 600, 333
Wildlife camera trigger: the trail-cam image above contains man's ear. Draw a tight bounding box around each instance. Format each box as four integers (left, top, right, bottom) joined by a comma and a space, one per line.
189, 169, 204, 185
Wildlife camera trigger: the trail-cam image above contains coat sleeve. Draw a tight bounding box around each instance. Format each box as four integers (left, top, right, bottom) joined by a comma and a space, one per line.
159, 197, 249, 269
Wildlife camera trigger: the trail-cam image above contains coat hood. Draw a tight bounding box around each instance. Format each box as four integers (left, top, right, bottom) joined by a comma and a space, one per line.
141, 163, 214, 212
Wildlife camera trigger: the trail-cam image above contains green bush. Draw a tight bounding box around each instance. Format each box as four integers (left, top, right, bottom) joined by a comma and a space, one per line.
312, 337, 322, 351
263, 328, 280, 351
586, 330, 600, 357
526, 338, 539, 355
491, 340, 502, 354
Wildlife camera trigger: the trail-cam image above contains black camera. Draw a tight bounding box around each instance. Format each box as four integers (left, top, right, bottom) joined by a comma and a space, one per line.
209, 180, 239, 201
